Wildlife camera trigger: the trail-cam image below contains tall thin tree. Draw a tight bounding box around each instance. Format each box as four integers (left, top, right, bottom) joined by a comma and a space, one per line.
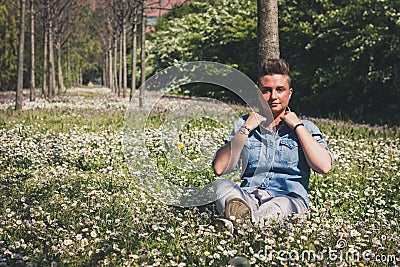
130, 5, 138, 100
108, 39, 113, 91
66, 39, 71, 85
119, 31, 122, 97
139, 0, 146, 107
47, 0, 57, 97
42, 2, 48, 98
16, 0, 26, 110
30, 0, 36, 101
122, 0, 127, 98
56, 36, 65, 94
113, 37, 118, 94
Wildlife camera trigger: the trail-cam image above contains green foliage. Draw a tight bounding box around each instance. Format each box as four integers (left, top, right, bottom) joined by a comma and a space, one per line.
0, 0, 19, 90
148, 0, 258, 79
279, 0, 400, 125
70, 5, 104, 85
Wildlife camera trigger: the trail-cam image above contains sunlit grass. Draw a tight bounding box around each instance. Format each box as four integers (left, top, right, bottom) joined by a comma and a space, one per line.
0, 89, 399, 266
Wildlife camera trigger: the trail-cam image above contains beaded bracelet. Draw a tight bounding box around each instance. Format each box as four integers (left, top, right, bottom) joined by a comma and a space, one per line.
239, 125, 251, 135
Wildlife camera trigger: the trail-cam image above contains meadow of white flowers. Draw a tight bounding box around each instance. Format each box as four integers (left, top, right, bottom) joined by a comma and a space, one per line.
0, 89, 399, 266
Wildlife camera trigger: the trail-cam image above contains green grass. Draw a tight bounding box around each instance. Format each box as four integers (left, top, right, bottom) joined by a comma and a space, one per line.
0, 91, 399, 266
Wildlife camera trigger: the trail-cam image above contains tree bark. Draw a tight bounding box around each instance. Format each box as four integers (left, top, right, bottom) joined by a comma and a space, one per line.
122, 0, 128, 98
16, 0, 26, 110
42, 8, 48, 98
257, 0, 280, 63
57, 38, 65, 94
139, 0, 146, 107
108, 39, 113, 92
67, 39, 71, 85
48, 4, 56, 97
131, 8, 138, 100
103, 53, 107, 88
79, 68, 82, 86
113, 37, 118, 94
30, 0, 36, 102
118, 33, 122, 97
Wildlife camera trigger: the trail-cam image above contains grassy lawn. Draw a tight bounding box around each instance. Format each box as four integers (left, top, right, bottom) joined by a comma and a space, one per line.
0, 88, 399, 266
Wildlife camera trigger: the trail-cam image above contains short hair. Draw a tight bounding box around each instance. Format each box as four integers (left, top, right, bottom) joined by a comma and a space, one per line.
258, 58, 291, 87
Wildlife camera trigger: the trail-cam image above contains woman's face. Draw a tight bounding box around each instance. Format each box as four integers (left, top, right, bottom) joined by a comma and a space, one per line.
259, 74, 293, 117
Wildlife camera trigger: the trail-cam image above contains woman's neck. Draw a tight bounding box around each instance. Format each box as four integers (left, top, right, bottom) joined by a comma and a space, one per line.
262, 111, 285, 132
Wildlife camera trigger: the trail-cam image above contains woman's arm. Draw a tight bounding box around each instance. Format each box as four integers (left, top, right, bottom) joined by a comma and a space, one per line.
213, 113, 266, 175
281, 112, 332, 174
212, 132, 247, 176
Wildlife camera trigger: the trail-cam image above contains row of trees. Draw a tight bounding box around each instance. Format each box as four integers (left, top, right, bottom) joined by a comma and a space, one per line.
5, 0, 189, 110
4, 0, 104, 109
7, 0, 88, 108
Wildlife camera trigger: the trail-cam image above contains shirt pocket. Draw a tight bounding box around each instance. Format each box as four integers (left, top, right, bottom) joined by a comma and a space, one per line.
244, 139, 263, 165
278, 138, 299, 167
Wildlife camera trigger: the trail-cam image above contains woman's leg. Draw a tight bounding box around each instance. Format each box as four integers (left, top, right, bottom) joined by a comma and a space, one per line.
253, 191, 307, 227
214, 178, 258, 215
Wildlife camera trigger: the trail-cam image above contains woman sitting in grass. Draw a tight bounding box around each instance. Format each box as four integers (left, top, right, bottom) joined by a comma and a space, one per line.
212, 58, 334, 230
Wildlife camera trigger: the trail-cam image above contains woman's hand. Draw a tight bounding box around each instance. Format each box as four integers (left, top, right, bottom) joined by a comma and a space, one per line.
280, 111, 302, 129
244, 112, 267, 130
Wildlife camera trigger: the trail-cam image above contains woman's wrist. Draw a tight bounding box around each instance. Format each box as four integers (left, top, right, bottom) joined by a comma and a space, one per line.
293, 122, 304, 131
239, 125, 251, 135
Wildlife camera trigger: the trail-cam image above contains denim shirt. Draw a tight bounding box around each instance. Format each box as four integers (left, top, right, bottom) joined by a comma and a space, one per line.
224, 114, 334, 207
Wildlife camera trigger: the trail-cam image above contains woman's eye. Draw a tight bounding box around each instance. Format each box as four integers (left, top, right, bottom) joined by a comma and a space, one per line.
261, 88, 271, 94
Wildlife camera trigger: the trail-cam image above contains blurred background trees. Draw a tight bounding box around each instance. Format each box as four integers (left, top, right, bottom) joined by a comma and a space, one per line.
1, 0, 399, 124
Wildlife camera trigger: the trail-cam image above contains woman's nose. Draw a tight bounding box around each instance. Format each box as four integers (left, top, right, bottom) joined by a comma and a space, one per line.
270, 89, 277, 99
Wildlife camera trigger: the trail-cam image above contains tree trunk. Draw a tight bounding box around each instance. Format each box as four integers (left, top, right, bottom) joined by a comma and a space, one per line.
57, 38, 65, 94
122, 13, 127, 98
79, 68, 83, 86
113, 37, 118, 94
67, 40, 71, 85
42, 11, 48, 98
103, 53, 107, 88
30, 0, 35, 102
257, 0, 280, 63
108, 40, 113, 92
131, 8, 138, 100
118, 32, 122, 97
16, 0, 26, 110
139, 1, 146, 107
48, 11, 56, 97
